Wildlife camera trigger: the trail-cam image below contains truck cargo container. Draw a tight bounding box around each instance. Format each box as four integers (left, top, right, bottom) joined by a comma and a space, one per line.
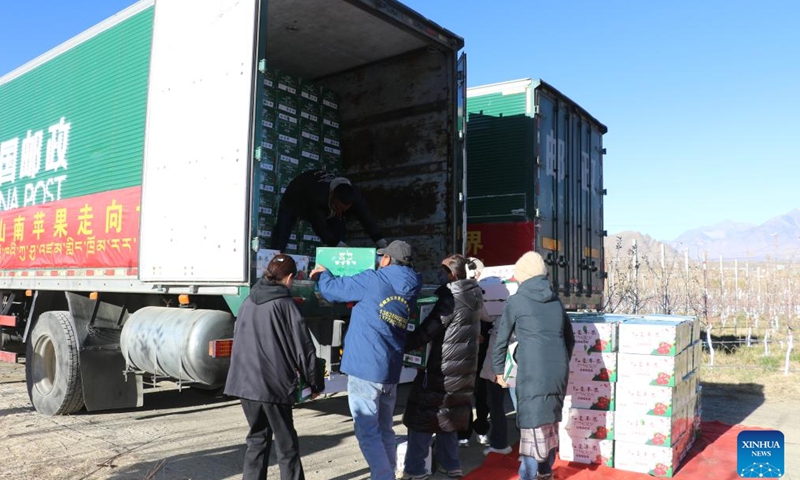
466, 79, 606, 310
0, 0, 466, 415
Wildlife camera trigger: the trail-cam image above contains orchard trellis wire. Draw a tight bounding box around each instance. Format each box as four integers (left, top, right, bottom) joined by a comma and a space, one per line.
604, 237, 798, 375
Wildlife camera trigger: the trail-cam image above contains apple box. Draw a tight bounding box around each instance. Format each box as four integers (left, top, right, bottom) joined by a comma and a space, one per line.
315, 247, 376, 277
569, 351, 617, 382
569, 315, 620, 354
615, 433, 692, 478
396, 437, 431, 475
561, 408, 615, 440
617, 352, 688, 387
615, 376, 695, 418
565, 380, 615, 411
614, 405, 688, 446
557, 431, 614, 467
403, 298, 437, 368
618, 318, 693, 356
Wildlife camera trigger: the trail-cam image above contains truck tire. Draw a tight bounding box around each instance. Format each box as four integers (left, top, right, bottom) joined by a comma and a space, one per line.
25, 311, 85, 415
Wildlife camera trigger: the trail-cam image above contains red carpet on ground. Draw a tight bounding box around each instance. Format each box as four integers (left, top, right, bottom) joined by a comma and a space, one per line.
464, 421, 748, 480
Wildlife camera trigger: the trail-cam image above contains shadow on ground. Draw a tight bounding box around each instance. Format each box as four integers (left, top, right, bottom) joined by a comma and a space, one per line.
700, 382, 765, 425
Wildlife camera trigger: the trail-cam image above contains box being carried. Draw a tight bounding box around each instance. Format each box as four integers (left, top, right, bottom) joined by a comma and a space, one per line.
403, 296, 437, 368
315, 247, 376, 277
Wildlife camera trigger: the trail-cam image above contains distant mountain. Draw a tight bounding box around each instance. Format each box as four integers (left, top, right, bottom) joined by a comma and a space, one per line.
669, 209, 800, 260
607, 209, 800, 262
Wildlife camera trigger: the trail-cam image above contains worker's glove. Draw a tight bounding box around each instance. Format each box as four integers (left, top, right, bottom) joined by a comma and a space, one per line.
336, 241, 348, 248
376, 238, 389, 249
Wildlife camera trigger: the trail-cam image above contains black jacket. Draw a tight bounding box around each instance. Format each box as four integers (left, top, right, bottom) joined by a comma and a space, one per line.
491, 275, 575, 429
280, 170, 382, 246
224, 279, 323, 404
402, 279, 483, 433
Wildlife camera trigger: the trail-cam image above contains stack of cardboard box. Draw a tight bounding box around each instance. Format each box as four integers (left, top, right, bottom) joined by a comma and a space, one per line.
257, 68, 343, 258
612, 316, 702, 477
560, 314, 621, 467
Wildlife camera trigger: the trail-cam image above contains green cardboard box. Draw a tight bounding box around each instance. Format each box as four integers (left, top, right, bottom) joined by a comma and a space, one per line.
299, 80, 320, 103
321, 87, 340, 111
277, 72, 299, 95
299, 98, 321, 124
321, 108, 340, 129
315, 247, 376, 277
296, 358, 327, 403
403, 296, 438, 368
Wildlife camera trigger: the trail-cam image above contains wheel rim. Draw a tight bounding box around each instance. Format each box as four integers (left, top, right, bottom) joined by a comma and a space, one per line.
32, 334, 57, 395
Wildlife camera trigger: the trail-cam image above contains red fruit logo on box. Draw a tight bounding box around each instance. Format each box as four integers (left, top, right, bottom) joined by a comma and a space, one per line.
652, 463, 669, 476
591, 396, 611, 410
650, 432, 667, 445
593, 367, 612, 381
592, 426, 609, 439
652, 402, 668, 416
656, 342, 672, 355
595, 454, 609, 465
655, 372, 672, 385
589, 338, 608, 353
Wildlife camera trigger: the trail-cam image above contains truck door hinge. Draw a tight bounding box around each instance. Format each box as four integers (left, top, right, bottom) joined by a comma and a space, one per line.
254, 147, 262, 161
258, 59, 267, 73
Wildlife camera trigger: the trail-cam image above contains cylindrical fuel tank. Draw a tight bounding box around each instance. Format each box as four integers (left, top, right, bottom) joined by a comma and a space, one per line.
120, 307, 234, 386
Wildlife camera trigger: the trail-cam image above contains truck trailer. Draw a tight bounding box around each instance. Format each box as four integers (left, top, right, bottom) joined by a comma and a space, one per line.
0, 0, 466, 415
465, 78, 607, 311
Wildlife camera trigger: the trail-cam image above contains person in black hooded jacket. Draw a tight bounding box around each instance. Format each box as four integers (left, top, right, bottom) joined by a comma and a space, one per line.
400, 254, 483, 480
224, 254, 324, 480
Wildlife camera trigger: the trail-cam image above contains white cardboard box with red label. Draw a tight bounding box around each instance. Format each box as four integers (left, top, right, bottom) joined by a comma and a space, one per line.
557, 431, 614, 467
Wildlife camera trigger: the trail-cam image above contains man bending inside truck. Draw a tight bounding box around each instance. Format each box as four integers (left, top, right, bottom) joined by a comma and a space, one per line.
271, 169, 389, 251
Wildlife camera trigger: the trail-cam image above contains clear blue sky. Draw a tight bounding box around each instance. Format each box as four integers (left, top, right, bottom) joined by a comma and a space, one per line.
2, 1, 798, 241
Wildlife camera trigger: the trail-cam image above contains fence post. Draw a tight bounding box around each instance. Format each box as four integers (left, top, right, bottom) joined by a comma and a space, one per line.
747, 327, 752, 348
764, 330, 770, 356
786, 329, 794, 376
706, 324, 714, 368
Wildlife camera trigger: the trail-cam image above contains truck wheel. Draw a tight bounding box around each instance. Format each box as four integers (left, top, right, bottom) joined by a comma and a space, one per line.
25, 311, 85, 415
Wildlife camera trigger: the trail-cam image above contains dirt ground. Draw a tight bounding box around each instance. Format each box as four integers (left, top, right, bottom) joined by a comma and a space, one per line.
1, 361, 798, 480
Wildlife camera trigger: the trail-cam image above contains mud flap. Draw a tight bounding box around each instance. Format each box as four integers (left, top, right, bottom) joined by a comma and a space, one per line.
80, 346, 142, 412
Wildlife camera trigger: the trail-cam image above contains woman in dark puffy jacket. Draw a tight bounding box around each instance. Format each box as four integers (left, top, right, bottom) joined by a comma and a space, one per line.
400, 254, 483, 480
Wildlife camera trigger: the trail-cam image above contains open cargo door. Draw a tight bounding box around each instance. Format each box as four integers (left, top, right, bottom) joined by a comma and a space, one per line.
139, 0, 260, 284
455, 53, 468, 254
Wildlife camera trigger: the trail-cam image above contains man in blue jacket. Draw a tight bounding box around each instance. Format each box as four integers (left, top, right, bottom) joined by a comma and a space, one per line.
310, 240, 422, 480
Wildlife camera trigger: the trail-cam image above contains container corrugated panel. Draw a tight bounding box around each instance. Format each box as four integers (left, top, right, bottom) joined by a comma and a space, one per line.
466, 78, 606, 310
466, 112, 534, 223
0, 6, 154, 273
467, 91, 528, 118
0, 7, 153, 200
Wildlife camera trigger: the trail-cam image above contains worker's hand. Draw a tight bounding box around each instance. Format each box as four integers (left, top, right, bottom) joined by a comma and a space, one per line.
310, 392, 321, 400
310, 265, 328, 281
495, 374, 508, 388
478, 334, 485, 344
376, 238, 389, 249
